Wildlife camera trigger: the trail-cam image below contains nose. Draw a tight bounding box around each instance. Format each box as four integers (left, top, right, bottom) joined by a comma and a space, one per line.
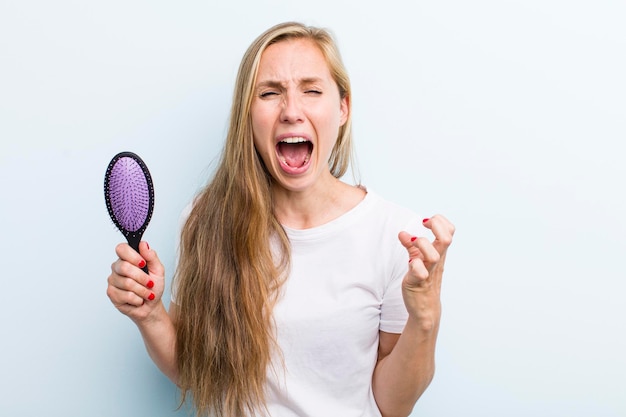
280, 93, 304, 124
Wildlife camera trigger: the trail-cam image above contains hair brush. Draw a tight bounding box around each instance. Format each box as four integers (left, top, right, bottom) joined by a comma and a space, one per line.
104, 151, 154, 273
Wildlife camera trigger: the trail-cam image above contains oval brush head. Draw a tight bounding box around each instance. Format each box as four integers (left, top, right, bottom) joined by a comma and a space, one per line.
104, 151, 154, 272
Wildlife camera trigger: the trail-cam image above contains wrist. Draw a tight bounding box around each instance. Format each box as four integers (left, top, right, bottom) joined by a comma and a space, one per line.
404, 313, 441, 342
132, 300, 167, 327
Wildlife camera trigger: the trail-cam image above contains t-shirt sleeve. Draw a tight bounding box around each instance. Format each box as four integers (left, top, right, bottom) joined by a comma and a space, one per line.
379, 216, 429, 333
379, 272, 408, 333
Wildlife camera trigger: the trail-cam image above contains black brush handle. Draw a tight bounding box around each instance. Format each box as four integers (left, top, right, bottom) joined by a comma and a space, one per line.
126, 232, 149, 274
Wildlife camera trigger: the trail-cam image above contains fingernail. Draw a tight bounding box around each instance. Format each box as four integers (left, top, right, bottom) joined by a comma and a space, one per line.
138, 259, 146, 268
409, 258, 413, 263
410, 236, 417, 242
422, 218, 430, 223
147, 280, 154, 289
148, 293, 155, 301
146, 242, 150, 250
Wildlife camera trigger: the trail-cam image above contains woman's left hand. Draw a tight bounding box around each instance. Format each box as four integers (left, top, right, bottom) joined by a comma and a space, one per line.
398, 215, 455, 329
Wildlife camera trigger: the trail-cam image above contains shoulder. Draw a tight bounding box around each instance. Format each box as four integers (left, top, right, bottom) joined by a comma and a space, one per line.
363, 189, 423, 228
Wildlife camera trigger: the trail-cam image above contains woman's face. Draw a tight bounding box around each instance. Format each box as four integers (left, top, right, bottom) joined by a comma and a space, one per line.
250, 38, 348, 194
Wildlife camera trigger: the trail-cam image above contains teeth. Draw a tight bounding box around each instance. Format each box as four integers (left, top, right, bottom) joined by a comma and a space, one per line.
280, 137, 308, 144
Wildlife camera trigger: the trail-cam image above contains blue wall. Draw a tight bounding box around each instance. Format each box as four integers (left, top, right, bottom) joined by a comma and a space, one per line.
1, 1, 625, 416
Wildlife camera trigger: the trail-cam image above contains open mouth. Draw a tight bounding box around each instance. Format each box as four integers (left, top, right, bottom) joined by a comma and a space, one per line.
276, 137, 313, 169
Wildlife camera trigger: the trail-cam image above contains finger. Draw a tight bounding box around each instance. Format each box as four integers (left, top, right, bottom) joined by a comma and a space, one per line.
115, 243, 148, 272
407, 257, 430, 285
106, 275, 147, 307
398, 231, 424, 261
138, 241, 165, 278
109, 260, 156, 301
412, 236, 440, 268
422, 215, 455, 254
398, 231, 441, 265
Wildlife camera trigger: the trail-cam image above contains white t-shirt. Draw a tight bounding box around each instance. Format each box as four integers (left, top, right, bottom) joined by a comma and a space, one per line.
172, 190, 426, 416
265, 191, 426, 417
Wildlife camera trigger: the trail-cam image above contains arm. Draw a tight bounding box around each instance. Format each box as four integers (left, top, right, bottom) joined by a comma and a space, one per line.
135, 301, 179, 383
107, 241, 179, 384
372, 321, 439, 417
372, 215, 454, 417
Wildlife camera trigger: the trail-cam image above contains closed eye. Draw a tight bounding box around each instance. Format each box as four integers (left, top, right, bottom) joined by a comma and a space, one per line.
259, 91, 279, 98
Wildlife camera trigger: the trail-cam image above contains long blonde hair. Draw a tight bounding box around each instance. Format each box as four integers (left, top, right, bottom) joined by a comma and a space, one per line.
174, 22, 354, 417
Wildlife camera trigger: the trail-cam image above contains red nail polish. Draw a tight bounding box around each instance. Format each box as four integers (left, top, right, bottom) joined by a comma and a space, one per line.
422, 218, 430, 223
146, 242, 150, 250
147, 280, 154, 289
410, 236, 417, 242
148, 293, 155, 301
138, 259, 146, 268
409, 258, 413, 263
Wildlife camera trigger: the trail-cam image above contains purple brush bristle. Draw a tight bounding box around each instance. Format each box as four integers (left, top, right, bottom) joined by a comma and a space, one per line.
104, 152, 154, 265
108, 157, 150, 232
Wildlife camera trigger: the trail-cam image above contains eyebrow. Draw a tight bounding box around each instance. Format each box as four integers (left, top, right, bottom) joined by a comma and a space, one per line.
255, 77, 324, 89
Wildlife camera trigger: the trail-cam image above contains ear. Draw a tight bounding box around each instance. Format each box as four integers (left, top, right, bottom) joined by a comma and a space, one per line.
339, 95, 349, 126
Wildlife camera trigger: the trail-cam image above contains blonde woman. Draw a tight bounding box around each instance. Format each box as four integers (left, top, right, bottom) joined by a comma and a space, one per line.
107, 21, 455, 417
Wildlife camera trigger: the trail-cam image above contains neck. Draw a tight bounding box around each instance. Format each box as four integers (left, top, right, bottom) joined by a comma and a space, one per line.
272, 175, 365, 229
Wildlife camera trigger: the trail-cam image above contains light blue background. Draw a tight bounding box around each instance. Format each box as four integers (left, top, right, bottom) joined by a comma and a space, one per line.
1, 1, 625, 416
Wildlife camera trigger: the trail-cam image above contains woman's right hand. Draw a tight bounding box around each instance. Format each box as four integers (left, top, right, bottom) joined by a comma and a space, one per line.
106, 241, 179, 382
107, 241, 166, 324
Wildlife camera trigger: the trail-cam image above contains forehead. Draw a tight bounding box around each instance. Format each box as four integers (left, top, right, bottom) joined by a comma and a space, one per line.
257, 38, 332, 81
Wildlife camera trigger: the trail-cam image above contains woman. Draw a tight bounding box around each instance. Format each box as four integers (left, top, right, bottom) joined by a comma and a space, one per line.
107, 22, 454, 417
